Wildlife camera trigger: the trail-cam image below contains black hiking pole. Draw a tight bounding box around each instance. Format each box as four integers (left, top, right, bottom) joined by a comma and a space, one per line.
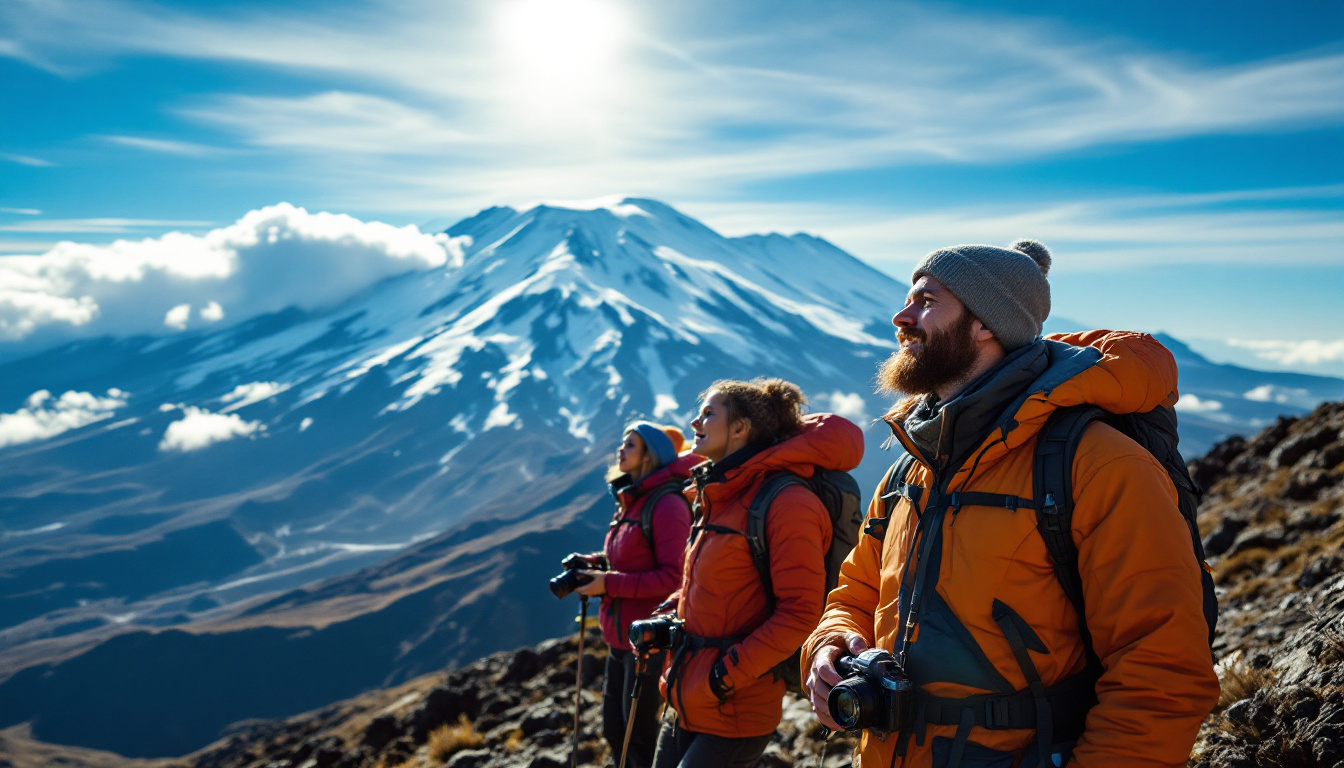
571, 594, 589, 768
816, 728, 832, 768
617, 656, 648, 768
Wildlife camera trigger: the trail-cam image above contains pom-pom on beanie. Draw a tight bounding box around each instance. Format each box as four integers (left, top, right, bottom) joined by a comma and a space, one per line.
910, 239, 1052, 351
625, 421, 686, 469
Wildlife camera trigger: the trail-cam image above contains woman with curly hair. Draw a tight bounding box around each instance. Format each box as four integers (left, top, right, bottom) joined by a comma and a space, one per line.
652, 378, 864, 768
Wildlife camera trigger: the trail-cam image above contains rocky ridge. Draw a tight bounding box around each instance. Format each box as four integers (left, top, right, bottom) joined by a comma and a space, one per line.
181, 625, 857, 768
10, 401, 1343, 768
1189, 400, 1344, 767
181, 400, 1344, 768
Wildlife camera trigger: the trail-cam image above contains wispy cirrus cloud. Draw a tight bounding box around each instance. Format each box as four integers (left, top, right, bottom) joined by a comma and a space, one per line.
102, 135, 221, 156
0, 217, 212, 234
691, 184, 1344, 271
0, 152, 53, 167
3, 0, 1343, 200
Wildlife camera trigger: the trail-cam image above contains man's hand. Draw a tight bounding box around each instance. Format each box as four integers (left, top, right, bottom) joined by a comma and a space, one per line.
806, 632, 870, 730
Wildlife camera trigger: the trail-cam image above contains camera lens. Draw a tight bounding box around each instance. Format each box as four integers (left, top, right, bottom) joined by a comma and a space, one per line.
828, 678, 885, 731
549, 569, 586, 599
628, 618, 671, 651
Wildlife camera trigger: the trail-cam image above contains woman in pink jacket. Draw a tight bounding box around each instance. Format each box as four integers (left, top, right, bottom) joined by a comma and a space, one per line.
566, 421, 695, 768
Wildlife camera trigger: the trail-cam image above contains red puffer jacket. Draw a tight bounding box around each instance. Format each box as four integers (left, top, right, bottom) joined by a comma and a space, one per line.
660, 413, 864, 738
598, 453, 696, 651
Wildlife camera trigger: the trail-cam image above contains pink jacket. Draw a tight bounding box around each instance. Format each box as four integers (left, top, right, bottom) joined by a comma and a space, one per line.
597, 454, 696, 650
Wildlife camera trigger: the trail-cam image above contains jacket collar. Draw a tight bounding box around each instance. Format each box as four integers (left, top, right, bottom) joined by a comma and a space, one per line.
886, 339, 1101, 478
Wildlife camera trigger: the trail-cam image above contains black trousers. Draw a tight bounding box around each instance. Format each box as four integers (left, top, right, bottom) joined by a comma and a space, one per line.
651, 718, 773, 768
603, 648, 664, 768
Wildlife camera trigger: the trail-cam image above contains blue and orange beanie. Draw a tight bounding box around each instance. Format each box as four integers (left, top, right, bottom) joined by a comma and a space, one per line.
625, 421, 687, 469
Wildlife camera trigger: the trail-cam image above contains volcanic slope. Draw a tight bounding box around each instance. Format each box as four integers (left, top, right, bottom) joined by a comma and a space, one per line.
31, 395, 1333, 768
0, 198, 905, 758
2, 198, 1342, 759
63, 400, 1344, 768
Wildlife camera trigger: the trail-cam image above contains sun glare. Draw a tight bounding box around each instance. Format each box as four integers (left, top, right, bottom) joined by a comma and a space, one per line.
494, 0, 630, 128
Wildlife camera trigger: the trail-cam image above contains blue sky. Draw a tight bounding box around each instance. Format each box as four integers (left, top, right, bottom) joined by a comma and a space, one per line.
2, 0, 1342, 373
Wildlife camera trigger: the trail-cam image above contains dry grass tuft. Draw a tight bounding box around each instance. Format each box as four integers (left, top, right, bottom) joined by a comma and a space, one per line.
427, 714, 484, 762
503, 728, 526, 752
1216, 547, 1273, 585
1216, 657, 1274, 712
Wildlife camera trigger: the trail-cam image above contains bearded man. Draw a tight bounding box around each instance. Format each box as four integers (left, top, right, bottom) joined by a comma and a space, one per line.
801, 240, 1218, 768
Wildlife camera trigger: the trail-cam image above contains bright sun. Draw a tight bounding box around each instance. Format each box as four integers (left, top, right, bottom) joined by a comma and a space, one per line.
494, 0, 630, 125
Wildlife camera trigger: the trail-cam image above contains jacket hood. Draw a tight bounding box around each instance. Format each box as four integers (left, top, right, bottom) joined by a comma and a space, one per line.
885, 330, 1178, 474
704, 412, 864, 486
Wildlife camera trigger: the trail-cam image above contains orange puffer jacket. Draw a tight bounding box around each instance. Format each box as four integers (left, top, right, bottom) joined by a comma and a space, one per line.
660, 413, 864, 738
802, 331, 1219, 768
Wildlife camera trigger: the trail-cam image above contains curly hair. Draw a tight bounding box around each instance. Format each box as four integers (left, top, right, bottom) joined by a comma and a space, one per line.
702, 377, 807, 446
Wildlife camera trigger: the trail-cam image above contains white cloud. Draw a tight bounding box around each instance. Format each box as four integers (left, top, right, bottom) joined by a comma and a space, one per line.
3, 1, 1342, 206
0, 208, 42, 215
199, 301, 224, 322
0, 217, 211, 234
159, 406, 265, 452
299, 417, 313, 431
0, 388, 128, 448
0, 203, 468, 341
691, 184, 1344, 270
163, 303, 190, 330
0, 153, 52, 167
102, 134, 219, 156
1174, 394, 1222, 414
1228, 338, 1344, 366
219, 381, 290, 412
1244, 384, 1311, 404
815, 390, 869, 422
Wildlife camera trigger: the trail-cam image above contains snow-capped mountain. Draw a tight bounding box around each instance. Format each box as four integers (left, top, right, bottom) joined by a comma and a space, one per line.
1, 198, 1341, 758
0, 198, 898, 627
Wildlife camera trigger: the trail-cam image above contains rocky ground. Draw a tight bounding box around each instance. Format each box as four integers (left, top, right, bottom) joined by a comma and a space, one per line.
177, 627, 856, 768
1186, 400, 1344, 767
5, 401, 1343, 768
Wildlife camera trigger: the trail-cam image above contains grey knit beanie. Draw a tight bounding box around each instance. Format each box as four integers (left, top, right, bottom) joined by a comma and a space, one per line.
911, 239, 1052, 351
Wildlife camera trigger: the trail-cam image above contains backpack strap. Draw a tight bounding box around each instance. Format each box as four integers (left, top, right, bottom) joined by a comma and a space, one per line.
745, 471, 809, 608
1033, 405, 1106, 668
614, 480, 686, 550
866, 453, 919, 541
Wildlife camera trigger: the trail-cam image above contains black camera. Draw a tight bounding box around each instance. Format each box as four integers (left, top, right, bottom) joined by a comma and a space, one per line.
627, 616, 684, 656
827, 649, 914, 734
548, 568, 592, 599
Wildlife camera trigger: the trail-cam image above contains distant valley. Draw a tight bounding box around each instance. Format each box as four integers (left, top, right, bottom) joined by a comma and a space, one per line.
1, 198, 1341, 758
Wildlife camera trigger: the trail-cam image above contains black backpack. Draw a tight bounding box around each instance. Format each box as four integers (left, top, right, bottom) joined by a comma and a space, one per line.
881, 404, 1218, 658
1033, 405, 1218, 650
612, 481, 687, 550
744, 468, 865, 692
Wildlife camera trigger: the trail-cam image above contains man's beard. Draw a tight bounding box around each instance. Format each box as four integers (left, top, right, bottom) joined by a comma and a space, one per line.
877, 311, 979, 397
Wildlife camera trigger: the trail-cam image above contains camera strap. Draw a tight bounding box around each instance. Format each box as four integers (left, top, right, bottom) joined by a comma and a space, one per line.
892, 485, 950, 672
